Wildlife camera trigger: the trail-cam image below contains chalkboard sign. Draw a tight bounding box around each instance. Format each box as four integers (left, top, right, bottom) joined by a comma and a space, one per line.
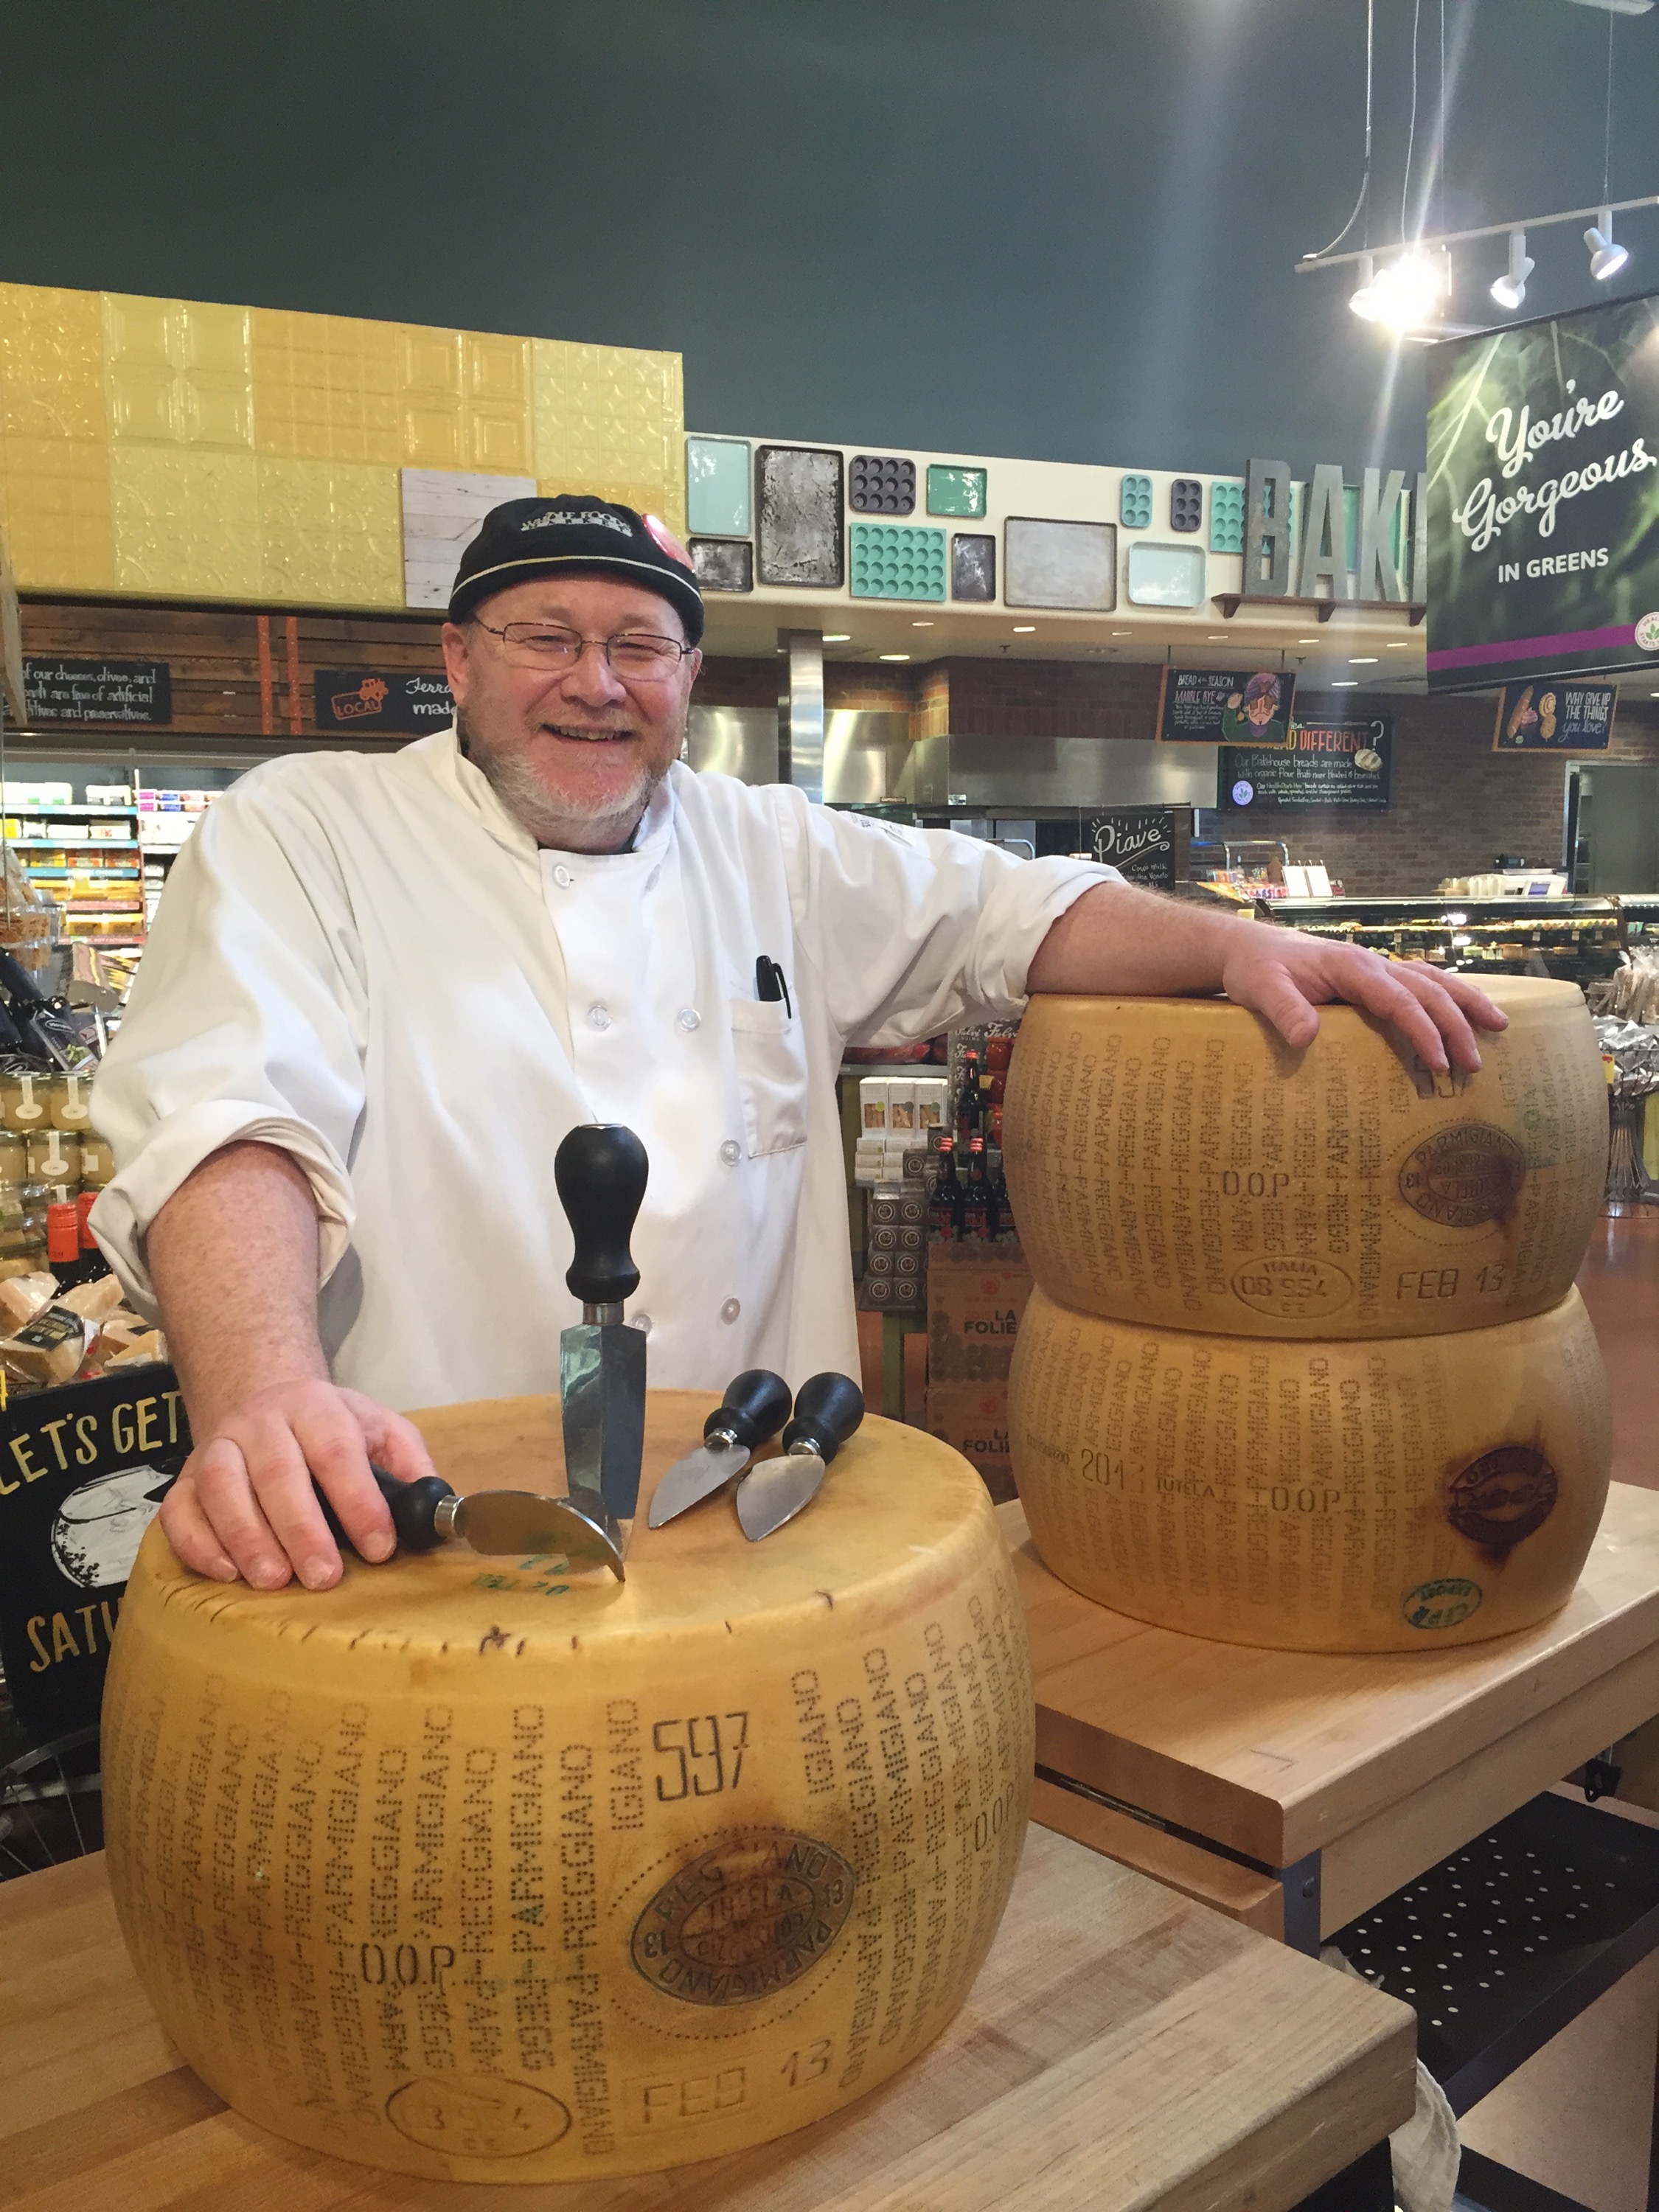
0, 1367, 189, 1743
24, 657, 170, 725
1492, 678, 1617, 753
1157, 666, 1295, 747
1224, 717, 1392, 810
1085, 806, 1178, 888
315, 669, 455, 734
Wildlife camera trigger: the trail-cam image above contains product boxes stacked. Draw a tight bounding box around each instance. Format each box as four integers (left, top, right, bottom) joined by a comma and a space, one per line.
924, 1236, 1032, 1501
853, 1074, 949, 1185
858, 1184, 926, 1312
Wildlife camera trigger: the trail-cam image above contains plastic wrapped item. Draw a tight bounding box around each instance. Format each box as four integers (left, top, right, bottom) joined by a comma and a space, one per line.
1593, 1015, 1659, 1098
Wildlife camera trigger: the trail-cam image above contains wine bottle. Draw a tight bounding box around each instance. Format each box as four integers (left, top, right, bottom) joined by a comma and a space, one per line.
964, 1136, 990, 1240
930, 1136, 962, 1240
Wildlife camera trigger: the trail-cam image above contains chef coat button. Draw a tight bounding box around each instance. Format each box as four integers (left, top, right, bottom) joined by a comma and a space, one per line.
720, 1298, 741, 1324
553, 863, 573, 888
677, 1006, 700, 1032
630, 1312, 651, 1334
719, 1138, 741, 1166
588, 1002, 611, 1031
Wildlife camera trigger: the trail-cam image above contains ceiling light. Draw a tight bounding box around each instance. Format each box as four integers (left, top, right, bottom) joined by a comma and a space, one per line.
1296, 637, 1321, 644
1385, 641, 1412, 649
911, 620, 933, 627
878, 653, 911, 661
1350, 250, 1447, 333
1111, 630, 1133, 637
1012, 625, 1036, 633
1490, 229, 1534, 311
1332, 680, 1360, 688
823, 633, 851, 642
1349, 656, 1380, 664
1585, 209, 1630, 282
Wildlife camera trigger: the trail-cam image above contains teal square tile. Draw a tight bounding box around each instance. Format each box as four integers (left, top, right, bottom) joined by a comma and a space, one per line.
926, 465, 986, 519
1119, 473, 1152, 529
686, 435, 751, 537
1209, 479, 1245, 554
849, 521, 947, 600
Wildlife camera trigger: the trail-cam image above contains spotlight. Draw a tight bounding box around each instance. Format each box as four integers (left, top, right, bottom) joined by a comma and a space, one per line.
1585, 209, 1630, 282
1491, 229, 1534, 310
1352, 251, 1446, 333
1349, 254, 1380, 319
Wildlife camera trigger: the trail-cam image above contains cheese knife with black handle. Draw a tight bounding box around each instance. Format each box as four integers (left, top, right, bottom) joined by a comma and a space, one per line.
321, 1464, 626, 1573
735, 1372, 865, 1541
553, 1121, 650, 1576
647, 1368, 793, 1528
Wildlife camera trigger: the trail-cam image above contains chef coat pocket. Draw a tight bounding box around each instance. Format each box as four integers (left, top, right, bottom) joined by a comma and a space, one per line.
728, 998, 810, 1158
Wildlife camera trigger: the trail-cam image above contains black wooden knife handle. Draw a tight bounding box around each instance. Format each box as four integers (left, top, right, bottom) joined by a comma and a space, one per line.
707, 1369, 792, 1449
316, 1464, 455, 1557
555, 1124, 650, 1304
781, 1373, 865, 1467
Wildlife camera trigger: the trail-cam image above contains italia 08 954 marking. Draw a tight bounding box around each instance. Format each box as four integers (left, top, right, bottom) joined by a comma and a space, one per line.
652, 1711, 749, 1800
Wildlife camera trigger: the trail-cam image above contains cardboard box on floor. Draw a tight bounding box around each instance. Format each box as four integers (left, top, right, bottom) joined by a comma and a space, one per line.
926, 1381, 1015, 1503
926, 1234, 1032, 1381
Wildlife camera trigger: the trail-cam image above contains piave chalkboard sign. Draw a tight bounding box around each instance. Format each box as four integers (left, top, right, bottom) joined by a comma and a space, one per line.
24, 657, 170, 726
1224, 717, 1392, 810
1085, 806, 1179, 888
314, 669, 455, 734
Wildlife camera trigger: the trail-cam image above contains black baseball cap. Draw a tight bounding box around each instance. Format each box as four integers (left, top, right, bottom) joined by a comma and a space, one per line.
448, 494, 704, 643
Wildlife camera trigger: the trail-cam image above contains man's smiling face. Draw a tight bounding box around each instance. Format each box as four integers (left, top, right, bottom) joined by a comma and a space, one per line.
441, 573, 701, 852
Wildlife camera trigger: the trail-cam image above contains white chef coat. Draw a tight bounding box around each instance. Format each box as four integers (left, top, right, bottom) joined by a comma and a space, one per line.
90, 728, 1118, 1410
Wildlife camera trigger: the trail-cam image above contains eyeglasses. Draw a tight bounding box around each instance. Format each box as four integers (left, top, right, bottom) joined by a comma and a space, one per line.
471, 619, 694, 681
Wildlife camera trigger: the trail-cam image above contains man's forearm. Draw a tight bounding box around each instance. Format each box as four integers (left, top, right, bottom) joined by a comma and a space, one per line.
147, 1140, 328, 1431
1026, 880, 1244, 998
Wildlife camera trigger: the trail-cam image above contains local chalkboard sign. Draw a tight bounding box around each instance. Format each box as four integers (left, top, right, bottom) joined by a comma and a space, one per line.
1157, 666, 1295, 748
1492, 678, 1617, 753
1224, 717, 1392, 810
24, 657, 170, 726
315, 669, 455, 734
1085, 806, 1178, 888
0, 1367, 189, 1743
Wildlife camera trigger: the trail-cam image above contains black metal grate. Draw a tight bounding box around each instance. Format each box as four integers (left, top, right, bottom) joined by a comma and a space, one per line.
1329, 1791, 1659, 2116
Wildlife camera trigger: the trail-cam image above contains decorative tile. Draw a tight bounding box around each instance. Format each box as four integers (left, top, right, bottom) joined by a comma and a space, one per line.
756, 446, 843, 588
951, 532, 995, 601
849, 521, 945, 599
0, 284, 106, 441
1119, 473, 1152, 529
533, 338, 685, 532
1126, 541, 1206, 607
1169, 477, 1203, 532
464, 334, 533, 473
849, 455, 915, 515
0, 434, 115, 592
686, 437, 751, 537
927, 465, 986, 520
1004, 518, 1116, 610
691, 538, 753, 592
257, 457, 403, 608
103, 294, 254, 451
110, 446, 261, 597
1209, 479, 1245, 554
251, 307, 402, 465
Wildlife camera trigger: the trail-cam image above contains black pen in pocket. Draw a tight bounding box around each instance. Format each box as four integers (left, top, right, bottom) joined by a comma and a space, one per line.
755, 954, 793, 1018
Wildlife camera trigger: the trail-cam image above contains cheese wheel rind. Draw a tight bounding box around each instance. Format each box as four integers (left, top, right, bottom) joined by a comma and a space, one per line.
102, 1397, 1033, 2179
1003, 980, 1607, 1340
1008, 1284, 1611, 1652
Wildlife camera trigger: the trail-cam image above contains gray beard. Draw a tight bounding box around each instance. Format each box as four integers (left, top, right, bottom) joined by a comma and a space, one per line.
456, 706, 670, 848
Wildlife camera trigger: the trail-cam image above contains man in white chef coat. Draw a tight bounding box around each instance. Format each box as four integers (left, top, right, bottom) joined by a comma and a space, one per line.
91, 495, 1503, 1593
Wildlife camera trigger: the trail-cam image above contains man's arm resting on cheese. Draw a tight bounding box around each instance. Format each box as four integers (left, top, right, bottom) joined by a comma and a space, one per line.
1026, 879, 1506, 1074
150, 1139, 439, 1590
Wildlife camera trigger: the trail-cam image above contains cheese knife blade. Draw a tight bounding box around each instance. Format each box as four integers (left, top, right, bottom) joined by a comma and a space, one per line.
329, 1466, 626, 1578
554, 1124, 650, 1538
736, 1373, 865, 1542
648, 1369, 792, 1527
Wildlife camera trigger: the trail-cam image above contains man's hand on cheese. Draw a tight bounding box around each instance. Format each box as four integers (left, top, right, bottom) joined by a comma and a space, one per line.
149, 1141, 438, 1590
1027, 878, 1507, 1074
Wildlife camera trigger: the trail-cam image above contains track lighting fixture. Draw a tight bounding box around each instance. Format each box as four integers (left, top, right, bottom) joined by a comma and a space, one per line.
1490, 229, 1534, 310
1585, 208, 1630, 280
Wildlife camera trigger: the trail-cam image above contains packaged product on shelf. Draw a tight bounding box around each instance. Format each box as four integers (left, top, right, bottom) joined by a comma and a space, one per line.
0, 1270, 57, 1332
27, 1128, 80, 1185
79, 1131, 114, 1185
0, 1131, 26, 1184
858, 1077, 888, 1132
50, 1071, 94, 1130
0, 1301, 91, 1388
886, 1080, 917, 1134
1, 1071, 52, 1129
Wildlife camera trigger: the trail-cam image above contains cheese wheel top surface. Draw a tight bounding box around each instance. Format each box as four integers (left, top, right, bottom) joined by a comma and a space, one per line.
1003, 978, 1606, 1339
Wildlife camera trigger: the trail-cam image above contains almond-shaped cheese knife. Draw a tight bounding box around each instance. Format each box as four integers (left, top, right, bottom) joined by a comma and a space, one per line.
554, 1122, 650, 1576
324, 1464, 625, 1573
647, 1368, 793, 1527
735, 1372, 865, 1542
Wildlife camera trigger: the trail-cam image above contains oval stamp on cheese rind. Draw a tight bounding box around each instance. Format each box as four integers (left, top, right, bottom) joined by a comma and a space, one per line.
386, 2074, 572, 2157
1230, 1256, 1354, 1321
1402, 1577, 1484, 1631
1448, 1444, 1558, 1554
1397, 1122, 1527, 1228
630, 1830, 855, 2007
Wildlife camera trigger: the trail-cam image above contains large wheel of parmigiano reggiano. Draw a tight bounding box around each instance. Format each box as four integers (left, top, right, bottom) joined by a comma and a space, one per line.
1002, 980, 1606, 1340
102, 1391, 1032, 2182
1008, 1285, 1610, 1652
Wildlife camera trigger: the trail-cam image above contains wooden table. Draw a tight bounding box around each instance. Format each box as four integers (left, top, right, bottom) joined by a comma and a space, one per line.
1009, 1481, 1659, 1949
0, 1830, 1413, 2212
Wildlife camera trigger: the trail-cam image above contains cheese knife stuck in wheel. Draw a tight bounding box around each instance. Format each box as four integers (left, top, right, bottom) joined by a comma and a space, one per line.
735, 1372, 865, 1541
648, 1368, 793, 1527
553, 1121, 651, 1576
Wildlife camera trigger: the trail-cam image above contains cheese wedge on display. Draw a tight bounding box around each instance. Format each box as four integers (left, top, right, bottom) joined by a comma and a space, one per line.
1002, 979, 1607, 1339
1008, 1284, 1611, 1653
102, 1390, 1032, 2182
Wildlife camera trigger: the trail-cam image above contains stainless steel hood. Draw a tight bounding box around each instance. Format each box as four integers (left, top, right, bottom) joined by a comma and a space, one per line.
895, 732, 1219, 810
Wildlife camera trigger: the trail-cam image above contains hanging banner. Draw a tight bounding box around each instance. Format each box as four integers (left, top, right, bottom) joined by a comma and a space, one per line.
1224, 717, 1391, 810
0, 1368, 189, 1742
314, 669, 455, 733
1491, 678, 1617, 753
1425, 289, 1659, 692
1156, 666, 1295, 747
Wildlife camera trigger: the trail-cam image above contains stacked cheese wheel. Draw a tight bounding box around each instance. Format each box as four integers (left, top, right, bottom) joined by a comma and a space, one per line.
1002, 980, 1613, 1652
103, 1392, 1032, 2180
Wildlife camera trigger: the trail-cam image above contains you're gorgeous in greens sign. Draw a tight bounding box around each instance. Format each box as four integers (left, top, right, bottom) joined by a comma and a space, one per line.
1425, 291, 1659, 691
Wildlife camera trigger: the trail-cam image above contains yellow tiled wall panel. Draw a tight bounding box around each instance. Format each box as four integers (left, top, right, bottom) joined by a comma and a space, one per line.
0, 282, 684, 606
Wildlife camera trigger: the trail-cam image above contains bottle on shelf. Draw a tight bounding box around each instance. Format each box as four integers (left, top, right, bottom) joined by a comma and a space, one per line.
963, 1135, 990, 1239
75, 1188, 112, 1290
45, 1185, 85, 1288
956, 1048, 983, 1141
930, 1135, 964, 1240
